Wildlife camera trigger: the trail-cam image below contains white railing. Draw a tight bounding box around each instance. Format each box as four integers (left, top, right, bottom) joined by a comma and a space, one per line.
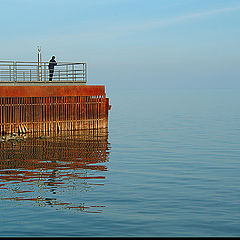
0, 61, 87, 82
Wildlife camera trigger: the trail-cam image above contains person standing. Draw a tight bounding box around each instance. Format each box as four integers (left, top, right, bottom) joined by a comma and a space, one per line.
48, 56, 57, 81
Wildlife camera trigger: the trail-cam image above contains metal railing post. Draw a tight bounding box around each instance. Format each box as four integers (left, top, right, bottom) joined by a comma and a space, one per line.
72, 64, 74, 81
44, 63, 46, 81
66, 65, 68, 81
14, 62, 17, 82
9, 66, 11, 81
82, 63, 84, 82
84, 63, 87, 82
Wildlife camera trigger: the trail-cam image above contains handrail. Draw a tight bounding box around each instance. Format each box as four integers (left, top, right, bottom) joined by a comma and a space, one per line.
0, 61, 87, 82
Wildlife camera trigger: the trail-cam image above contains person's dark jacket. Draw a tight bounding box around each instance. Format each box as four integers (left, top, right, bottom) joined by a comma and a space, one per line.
48, 59, 57, 69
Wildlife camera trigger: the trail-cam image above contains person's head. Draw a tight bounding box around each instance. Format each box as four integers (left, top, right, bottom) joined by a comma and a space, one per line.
52, 56, 55, 60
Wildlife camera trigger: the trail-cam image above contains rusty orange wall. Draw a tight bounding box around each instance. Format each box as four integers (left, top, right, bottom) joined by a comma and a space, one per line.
0, 85, 110, 135
0, 85, 106, 97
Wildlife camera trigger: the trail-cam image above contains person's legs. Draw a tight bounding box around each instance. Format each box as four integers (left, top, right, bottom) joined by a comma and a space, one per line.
49, 69, 54, 81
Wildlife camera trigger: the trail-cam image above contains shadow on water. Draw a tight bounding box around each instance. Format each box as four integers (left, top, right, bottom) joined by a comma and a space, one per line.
0, 129, 111, 213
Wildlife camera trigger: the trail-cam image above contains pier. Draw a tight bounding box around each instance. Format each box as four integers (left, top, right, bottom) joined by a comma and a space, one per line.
0, 60, 111, 135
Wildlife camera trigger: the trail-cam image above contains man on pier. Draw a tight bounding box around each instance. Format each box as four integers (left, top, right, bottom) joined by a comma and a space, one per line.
48, 56, 57, 81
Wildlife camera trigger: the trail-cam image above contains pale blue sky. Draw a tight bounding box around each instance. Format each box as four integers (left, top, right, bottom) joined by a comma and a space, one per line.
0, 0, 240, 91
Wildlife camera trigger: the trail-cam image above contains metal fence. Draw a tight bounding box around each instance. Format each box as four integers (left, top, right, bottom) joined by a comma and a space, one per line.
0, 61, 87, 82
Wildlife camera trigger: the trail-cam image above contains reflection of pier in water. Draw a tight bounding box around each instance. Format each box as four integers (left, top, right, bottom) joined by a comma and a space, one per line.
0, 129, 111, 213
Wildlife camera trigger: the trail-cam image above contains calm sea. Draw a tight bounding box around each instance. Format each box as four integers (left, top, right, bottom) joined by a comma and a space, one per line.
1, 89, 240, 237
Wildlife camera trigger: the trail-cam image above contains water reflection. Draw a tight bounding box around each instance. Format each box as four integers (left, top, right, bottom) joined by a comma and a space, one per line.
0, 129, 111, 213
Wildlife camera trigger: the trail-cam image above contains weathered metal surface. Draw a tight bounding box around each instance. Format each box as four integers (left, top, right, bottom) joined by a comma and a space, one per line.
0, 85, 110, 135
0, 85, 106, 97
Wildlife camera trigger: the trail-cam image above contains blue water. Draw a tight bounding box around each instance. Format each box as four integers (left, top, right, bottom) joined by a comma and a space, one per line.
1, 89, 240, 237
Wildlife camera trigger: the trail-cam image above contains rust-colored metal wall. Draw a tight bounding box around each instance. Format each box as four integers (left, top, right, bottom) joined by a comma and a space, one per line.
0, 85, 106, 97
0, 85, 110, 135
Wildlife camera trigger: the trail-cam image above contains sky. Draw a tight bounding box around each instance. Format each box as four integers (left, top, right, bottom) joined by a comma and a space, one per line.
0, 0, 240, 91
